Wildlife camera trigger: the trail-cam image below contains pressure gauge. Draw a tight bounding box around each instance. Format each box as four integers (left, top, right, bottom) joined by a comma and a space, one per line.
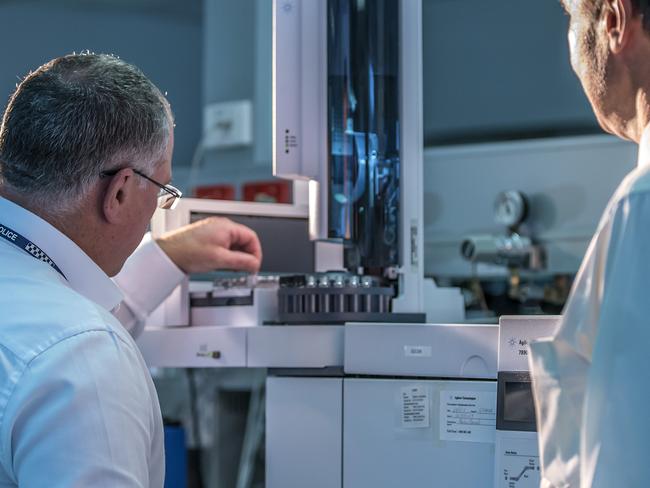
494, 191, 528, 228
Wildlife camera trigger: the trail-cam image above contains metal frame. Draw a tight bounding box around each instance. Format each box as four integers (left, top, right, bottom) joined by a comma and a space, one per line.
272, 0, 329, 242
392, 0, 424, 313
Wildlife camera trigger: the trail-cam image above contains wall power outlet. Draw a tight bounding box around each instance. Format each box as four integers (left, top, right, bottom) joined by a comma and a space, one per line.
203, 99, 253, 149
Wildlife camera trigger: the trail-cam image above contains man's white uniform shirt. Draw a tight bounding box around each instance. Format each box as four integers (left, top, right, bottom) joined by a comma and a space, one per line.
530, 129, 650, 488
0, 197, 183, 487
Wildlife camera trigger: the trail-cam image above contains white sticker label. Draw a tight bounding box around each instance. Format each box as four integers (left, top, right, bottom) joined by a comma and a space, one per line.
404, 345, 432, 357
495, 434, 541, 487
401, 386, 430, 428
440, 390, 496, 443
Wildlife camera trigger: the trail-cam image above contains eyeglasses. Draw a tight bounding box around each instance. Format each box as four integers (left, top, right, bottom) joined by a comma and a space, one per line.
100, 168, 182, 210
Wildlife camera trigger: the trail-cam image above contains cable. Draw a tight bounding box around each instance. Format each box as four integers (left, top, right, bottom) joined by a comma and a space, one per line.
187, 138, 206, 195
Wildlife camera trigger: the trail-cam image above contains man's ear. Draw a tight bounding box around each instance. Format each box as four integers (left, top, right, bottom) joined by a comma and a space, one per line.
605, 0, 635, 53
102, 168, 135, 224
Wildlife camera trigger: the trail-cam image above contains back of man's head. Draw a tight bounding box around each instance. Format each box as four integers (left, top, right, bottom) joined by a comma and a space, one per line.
0, 53, 171, 214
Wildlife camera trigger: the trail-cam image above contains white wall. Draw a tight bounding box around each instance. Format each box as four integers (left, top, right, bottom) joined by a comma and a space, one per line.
0, 1, 202, 173
189, 0, 274, 198
422, 0, 597, 144
0, 0, 276, 197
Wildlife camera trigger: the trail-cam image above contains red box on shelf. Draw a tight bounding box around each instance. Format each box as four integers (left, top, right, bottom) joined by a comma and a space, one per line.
192, 184, 236, 201
242, 180, 291, 203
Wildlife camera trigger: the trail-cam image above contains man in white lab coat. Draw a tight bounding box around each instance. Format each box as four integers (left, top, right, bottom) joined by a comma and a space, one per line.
0, 53, 261, 487
530, 1, 650, 486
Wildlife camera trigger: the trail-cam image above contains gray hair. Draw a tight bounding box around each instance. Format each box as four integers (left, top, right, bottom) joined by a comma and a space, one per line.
0, 53, 172, 213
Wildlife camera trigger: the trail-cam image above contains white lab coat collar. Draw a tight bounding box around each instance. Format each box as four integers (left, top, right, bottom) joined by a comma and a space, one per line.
0, 196, 123, 312
637, 124, 650, 167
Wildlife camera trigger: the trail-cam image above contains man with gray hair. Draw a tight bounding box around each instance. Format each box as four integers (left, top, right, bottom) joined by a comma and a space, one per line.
530, 0, 650, 486
0, 53, 261, 486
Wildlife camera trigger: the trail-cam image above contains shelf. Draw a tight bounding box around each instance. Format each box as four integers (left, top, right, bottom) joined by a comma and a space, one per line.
137, 324, 344, 369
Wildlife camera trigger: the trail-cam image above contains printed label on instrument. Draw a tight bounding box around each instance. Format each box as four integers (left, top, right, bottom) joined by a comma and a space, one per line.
404, 345, 432, 357
440, 390, 496, 443
401, 386, 430, 428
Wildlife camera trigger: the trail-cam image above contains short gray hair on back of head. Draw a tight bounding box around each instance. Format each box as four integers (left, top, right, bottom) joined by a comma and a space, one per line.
0, 52, 172, 213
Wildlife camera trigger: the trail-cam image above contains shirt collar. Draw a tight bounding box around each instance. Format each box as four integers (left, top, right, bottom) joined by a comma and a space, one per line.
638, 124, 650, 167
0, 196, 124, 312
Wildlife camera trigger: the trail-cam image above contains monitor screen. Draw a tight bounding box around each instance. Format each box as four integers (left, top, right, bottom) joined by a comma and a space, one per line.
503, 381, 536, 424
191, 212, 314, 274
